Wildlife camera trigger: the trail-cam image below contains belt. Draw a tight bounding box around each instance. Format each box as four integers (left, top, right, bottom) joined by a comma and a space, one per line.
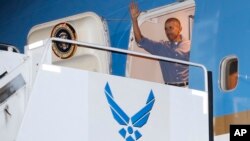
165, 82, 188, 87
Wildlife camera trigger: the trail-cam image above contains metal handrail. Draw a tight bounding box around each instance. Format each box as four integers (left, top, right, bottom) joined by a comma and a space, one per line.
48, 37, 208, 92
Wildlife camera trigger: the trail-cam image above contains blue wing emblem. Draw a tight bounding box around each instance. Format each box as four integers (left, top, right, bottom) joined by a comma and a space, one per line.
104, 82, 155, 141
131, 90, 155, 127
104, 83, 130, 125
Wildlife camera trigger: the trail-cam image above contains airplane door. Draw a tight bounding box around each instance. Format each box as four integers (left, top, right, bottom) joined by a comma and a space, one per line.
126, 0, 195, 84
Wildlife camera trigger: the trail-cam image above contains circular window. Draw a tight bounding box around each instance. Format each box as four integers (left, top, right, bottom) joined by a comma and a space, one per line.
220, 56, 238, 91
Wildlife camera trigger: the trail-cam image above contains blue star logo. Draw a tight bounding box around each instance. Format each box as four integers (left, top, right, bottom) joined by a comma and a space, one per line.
104, 83, 155, 141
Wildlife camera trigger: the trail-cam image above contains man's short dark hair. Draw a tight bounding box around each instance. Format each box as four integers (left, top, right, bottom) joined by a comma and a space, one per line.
165, 18, 181, 26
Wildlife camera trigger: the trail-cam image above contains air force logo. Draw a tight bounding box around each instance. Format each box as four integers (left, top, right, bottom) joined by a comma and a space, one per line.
104, 83, 155, 141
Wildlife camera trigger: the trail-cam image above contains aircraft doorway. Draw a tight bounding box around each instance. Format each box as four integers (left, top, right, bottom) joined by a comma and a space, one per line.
126, 0, 195, 84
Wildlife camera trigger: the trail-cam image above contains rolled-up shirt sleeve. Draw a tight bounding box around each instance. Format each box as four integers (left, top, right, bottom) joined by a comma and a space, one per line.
138, 37, 164, 55
138, 37, 190, 61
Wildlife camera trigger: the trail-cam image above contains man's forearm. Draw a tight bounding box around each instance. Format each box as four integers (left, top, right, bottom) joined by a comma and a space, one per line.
132, 19, 143, 43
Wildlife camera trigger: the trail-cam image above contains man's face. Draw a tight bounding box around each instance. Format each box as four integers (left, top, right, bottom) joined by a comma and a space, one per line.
165, 21, 182, 42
